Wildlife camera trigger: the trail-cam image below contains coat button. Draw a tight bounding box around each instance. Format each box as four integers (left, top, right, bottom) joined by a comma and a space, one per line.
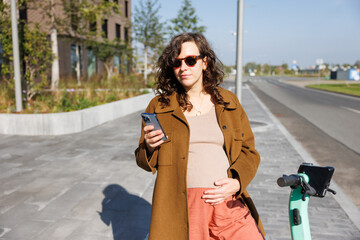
222, 125, 227, 130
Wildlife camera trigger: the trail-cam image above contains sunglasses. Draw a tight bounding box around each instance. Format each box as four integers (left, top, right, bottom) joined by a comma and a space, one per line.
173, 55, 204, 69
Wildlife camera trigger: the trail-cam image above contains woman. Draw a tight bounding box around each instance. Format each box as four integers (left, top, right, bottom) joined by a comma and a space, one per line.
135, 33, 265, 240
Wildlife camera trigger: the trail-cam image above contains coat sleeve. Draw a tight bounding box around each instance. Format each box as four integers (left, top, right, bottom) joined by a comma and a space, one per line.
229, 97, 261, 197
134, 98, 159, 174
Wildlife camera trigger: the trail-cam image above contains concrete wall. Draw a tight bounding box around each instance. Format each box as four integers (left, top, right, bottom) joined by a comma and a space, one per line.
0, 92, 155, 136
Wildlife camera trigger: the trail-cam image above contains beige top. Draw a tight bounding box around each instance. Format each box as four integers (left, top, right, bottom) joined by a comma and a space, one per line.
185, 106, 230, 188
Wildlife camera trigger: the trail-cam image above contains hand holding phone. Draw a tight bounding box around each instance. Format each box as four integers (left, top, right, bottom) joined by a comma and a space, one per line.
141, 113, 167, 154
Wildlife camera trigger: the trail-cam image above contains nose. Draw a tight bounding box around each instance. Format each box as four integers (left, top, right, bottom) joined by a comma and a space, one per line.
179, 60, 188, 71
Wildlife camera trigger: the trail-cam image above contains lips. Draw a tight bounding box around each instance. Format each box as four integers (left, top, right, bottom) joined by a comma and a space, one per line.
180, 74, 191, 79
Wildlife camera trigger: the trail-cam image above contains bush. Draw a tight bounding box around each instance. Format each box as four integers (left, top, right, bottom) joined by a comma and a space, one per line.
0, 73, 149, 113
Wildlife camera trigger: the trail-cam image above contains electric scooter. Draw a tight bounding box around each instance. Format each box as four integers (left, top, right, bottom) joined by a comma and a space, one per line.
277, 163, 336, 240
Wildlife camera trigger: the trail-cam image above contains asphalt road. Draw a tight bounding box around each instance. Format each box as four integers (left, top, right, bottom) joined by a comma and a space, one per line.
249, 77, 360, 155
245, 76, 360, 208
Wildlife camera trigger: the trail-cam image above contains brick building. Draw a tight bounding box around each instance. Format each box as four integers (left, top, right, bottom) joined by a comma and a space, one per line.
1, 0, 131, 80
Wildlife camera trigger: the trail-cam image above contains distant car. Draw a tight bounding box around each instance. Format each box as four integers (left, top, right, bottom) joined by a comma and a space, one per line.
249, 72, 255, 77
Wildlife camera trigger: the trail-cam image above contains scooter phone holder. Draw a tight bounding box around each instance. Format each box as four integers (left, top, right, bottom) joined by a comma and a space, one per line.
297, 163, 335, 198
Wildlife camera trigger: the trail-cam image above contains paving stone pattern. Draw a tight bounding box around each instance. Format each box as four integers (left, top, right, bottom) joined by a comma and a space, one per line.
0, 86, 359, 240
243, 88, 359, 240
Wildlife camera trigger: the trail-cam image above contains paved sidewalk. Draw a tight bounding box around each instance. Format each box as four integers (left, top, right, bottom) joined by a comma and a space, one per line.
0, 85, 359, 240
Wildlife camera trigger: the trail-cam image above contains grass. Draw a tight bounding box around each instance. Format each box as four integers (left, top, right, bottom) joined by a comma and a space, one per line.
306, 83, 360, 97
0, 73, 153, 113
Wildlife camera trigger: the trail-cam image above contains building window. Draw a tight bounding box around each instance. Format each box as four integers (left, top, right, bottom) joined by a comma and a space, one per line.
125, 1, 129, 18
113, 0, 119, 12
87, 48, 97, 77
19, 3, 27, 22
123, 54, 129, 74
124, 27, 129, 42
89, 12, 97, 33
102, 19, 108, 39
71, 44, 83, 77
70, 2, 80, 31
89, 20, 97, 33
114, 55, 120, 73
115, 24, 121, 39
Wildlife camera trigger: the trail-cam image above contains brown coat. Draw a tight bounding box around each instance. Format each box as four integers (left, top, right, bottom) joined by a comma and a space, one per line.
135, 87, 265, 239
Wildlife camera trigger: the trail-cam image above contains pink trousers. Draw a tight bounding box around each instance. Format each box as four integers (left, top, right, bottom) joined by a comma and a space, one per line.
187, 188, 264, 240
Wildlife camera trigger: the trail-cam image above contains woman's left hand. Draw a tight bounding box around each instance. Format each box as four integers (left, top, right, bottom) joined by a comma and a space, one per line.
202, 178, 241, 205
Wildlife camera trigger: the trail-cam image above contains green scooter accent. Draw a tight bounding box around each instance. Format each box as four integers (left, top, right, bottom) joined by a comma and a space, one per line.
289, 173, 311, 240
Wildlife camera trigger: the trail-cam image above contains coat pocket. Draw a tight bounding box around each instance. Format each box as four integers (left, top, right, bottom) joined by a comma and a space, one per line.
158, 133, 172, 166
234, 128, 244, 142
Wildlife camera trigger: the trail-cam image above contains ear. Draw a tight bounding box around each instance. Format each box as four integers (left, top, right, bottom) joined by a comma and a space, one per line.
202, 56, 207, 70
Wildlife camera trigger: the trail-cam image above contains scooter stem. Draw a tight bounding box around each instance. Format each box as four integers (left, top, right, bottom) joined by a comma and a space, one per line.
289, 173, 311, 240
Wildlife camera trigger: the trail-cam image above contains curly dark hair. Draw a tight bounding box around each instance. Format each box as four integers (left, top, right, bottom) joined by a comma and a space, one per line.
155, 32, 227, 111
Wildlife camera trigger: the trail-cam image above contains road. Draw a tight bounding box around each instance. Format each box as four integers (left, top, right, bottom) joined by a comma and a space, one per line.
244, 76, 360, 208
250, 77, 360, 154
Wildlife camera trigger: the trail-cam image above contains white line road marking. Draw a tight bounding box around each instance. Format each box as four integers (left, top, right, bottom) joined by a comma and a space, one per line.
341, 106, 360, 114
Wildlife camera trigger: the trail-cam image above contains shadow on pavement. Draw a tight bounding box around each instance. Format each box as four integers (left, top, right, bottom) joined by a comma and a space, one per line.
98, 184, 151, 240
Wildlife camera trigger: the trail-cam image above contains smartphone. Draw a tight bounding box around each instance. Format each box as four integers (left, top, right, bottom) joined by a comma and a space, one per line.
297, 163, 334, 198
141, 113, 167, 141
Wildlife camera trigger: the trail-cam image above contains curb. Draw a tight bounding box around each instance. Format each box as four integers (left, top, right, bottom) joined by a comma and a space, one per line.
304, 85, 360, 99
0, 92, 155, 136
280, 79, 360, 99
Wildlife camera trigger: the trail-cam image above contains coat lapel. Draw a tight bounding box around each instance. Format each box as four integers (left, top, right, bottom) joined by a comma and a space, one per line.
154, 92, 188, 126
217, 87, 238, 110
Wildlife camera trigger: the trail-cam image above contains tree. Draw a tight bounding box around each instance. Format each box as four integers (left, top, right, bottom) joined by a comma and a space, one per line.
133, 0, 165, 83
49, 0, 60, 90
223, 65, 235, 75
23, 23, 53, 101
354, 60, 360, 68
262, 64, 271, 75
281, 63, 288, 70
244, 62, 260, 74
25, 0, 119, 87
88, 38, 132, 81
59, 0, 119, 86
21, 0, 61, 89
0, 1, 53, 104
0, 2, 14, 83
167, 0, 206, 37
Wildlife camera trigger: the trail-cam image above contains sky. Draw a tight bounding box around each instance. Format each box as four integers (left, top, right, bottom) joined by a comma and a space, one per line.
132, 0, 360, 69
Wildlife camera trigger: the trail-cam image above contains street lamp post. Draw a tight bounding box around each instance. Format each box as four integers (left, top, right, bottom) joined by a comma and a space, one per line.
235, 0, 244, 102
11, 0, 23, 112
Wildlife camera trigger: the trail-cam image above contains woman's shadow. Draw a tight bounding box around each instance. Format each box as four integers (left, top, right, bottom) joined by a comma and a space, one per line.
98, 184, 151, 240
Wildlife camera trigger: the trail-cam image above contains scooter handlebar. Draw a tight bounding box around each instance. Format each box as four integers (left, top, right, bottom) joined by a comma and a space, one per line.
277, 174, 301, 187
